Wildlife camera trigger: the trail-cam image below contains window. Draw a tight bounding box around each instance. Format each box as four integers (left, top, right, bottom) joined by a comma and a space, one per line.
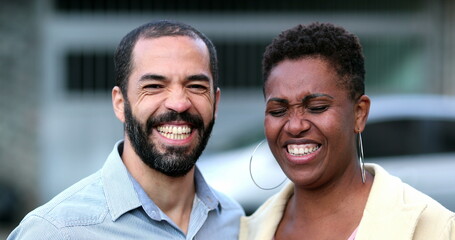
363, 119, 455, 157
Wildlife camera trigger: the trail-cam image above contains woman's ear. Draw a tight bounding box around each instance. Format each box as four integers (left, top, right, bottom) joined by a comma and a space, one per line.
112, 86, 126, 123
354, 95, 371, 133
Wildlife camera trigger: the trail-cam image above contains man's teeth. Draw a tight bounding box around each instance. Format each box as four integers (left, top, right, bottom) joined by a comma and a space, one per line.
287, 144, 320, 156
157, 125, 192, 140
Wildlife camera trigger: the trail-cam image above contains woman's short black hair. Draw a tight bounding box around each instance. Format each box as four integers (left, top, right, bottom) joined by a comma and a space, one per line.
262, 22, 365, 100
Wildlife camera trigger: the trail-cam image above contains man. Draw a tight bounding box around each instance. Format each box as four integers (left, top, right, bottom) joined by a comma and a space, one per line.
8, 20, 244, 240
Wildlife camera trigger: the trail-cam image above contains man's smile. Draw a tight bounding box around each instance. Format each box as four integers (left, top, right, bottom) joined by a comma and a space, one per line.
156, 124, 193, 140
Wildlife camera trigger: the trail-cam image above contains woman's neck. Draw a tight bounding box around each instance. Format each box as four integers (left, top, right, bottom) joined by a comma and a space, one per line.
275, 169, 374, 240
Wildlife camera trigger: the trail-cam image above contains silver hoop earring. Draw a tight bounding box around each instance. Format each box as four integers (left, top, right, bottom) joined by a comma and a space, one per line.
249, 139, 287, 190
357, 132, 366, 183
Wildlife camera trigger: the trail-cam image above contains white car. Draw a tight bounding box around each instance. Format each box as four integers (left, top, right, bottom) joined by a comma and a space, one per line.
198, 94, 455, 214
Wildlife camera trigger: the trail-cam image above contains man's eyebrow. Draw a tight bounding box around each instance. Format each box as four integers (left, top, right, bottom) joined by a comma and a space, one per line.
139, 74, 166, 81
267, 98, 288, 104
302, 93, 334, 103
187, 74, 210, 82
139, 74, 210, 82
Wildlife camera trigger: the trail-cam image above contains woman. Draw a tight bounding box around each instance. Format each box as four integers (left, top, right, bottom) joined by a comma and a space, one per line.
239, 23, 454, 240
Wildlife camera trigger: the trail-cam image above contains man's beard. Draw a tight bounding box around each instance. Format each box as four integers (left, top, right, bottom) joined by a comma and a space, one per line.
123, 100, 215, 177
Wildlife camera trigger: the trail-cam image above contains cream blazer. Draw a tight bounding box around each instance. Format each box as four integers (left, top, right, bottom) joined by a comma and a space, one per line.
239, 164, 455, 240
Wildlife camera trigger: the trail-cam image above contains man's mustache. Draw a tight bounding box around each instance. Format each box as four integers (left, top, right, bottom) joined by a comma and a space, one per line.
145, 111, 204, 134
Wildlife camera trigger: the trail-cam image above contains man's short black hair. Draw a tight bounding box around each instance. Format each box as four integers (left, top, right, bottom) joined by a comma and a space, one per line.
114, 20, 218, 97
262, 22, 365, 100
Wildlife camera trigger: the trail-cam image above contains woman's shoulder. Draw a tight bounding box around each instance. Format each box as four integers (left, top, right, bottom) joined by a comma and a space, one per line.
367, 163, 453, 215
239, 182, 294, 240
401, 183, 455, 239
363, 163, 454, 239
400, 178, 455, 232
246, 182, 293, 218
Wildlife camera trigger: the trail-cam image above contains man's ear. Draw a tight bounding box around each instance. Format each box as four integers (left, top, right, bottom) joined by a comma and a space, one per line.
214, 87, 221, 119
112, 86, 126, 123
354, 95, 371, 133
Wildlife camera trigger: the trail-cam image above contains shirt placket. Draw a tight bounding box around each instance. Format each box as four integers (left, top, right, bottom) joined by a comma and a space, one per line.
186, 196, 210, 240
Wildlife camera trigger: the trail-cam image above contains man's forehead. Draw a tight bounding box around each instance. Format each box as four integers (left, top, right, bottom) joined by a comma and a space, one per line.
129, 37, 212, 81
131, 36, 208, 63
135, 35, 206, 51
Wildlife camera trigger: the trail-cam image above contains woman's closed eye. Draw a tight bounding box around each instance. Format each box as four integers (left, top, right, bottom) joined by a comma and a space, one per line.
307, 105, 329, 113
268, 108, 287, 117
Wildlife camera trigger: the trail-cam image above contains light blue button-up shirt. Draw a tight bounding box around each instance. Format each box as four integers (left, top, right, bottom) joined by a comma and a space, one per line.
8, 141, 244, 240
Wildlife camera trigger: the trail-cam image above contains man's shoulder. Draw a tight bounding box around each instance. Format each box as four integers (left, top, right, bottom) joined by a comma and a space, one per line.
23, 171, 108, 228
7, 171, 111, 239
210, 187, 244, 213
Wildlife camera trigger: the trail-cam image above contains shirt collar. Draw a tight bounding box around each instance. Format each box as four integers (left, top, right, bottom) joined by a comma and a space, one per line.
129, 163, 222, 221
194, 166, 221, 211
103, 140, 222, 221
102, 140, 142, 221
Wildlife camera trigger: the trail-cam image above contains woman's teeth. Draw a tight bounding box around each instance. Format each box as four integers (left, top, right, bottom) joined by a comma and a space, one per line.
287, 144, 320, 156
157, 125, 192, 140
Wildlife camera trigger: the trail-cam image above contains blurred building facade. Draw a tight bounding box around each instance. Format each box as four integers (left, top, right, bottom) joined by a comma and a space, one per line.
0, 0, 40, 228
1, 0, 455, 233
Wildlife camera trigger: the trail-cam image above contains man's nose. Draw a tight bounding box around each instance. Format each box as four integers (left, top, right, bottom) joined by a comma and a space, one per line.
163, 88, 192, 113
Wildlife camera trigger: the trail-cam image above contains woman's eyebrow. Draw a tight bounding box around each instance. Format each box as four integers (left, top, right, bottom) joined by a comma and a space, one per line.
302, 93, 334, 103
267, 94, 333, 105
266, 97, 288, 104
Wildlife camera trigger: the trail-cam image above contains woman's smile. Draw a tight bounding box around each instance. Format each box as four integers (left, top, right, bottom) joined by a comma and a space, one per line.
287, 143, 320, 156
285, 143, 322, 164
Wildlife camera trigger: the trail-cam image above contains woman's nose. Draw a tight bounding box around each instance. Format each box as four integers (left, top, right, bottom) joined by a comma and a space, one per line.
285, 114, 311, 136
